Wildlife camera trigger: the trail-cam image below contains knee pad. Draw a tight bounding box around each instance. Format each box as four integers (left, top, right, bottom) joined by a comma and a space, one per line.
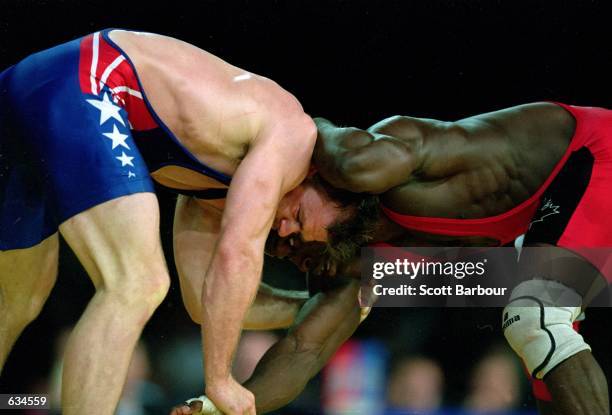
502, 279, 591, 379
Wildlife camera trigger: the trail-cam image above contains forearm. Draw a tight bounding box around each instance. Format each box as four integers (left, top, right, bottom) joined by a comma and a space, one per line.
243, 336, 321, 413
201, 247, 263, 383
244, 282, 363, 413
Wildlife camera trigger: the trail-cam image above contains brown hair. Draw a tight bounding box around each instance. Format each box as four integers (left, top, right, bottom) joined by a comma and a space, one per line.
311, 174, 380, 263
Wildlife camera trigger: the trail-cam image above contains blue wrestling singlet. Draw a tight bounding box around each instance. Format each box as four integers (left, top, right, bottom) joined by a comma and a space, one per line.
0, 29, 231, 250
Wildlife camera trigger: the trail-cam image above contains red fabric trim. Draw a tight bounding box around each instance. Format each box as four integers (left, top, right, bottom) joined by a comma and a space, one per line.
79, 32, 157, 130
381, 102, 584, 245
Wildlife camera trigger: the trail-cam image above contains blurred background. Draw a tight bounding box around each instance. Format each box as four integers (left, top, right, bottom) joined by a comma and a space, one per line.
1, 1, 611, 414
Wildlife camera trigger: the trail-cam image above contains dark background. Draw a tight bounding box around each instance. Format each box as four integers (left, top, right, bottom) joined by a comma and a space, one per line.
1, 0, 611, 413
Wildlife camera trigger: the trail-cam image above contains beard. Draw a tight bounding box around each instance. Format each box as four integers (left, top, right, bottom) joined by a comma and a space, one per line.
325, 195, 380, 264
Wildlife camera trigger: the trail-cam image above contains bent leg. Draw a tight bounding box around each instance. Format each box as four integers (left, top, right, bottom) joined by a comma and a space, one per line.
58, 193, 169, 415
0, 234, 59, 372
505, 249, 610, 415
173, 195, 221, 324
544, 350, 609, 415
529, 249, 608, 415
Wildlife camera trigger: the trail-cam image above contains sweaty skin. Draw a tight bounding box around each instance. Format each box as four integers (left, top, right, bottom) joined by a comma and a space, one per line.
111, 30, 316, 415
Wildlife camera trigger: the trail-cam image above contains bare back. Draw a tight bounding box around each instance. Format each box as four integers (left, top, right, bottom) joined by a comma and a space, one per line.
375, 103, 576, 219
109, 30, 291, 189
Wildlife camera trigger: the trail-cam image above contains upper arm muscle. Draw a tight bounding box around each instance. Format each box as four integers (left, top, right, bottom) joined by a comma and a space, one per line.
343, 134, 417, 193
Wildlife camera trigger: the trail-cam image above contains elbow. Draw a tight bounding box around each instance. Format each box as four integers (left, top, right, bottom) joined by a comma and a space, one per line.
289, 332, 326, 378
212, 241, 262, 280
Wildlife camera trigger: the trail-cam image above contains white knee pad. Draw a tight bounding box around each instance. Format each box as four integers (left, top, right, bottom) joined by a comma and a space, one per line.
502, 279, 591, 379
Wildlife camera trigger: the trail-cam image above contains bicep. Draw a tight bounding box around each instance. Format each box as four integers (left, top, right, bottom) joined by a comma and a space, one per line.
316, 121, 417, 194
218, 147, 285, 256
342, 136, 417, 193
218, 115, 315, 253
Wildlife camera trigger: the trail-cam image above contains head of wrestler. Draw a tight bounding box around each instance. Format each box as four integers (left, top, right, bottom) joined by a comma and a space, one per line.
269, 173, 379, 272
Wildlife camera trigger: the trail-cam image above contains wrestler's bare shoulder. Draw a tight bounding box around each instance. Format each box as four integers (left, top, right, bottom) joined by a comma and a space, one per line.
108, 29, 267, 173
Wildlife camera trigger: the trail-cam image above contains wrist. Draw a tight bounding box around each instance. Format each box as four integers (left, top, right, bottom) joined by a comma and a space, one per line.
206, 377, 229, 397
205, 372, 232, 390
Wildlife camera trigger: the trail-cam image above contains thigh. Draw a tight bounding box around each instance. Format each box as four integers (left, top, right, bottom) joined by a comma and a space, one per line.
173, 196, 221, 320
0, 233, 59, 310
59, 193, 167, 290
2, 39, 155, 250
517, 245, 606, 307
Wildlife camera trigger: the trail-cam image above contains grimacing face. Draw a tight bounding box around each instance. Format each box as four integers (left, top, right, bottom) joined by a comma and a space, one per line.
269, 176, 379, 274
272, 179, 345, 244
268, 179, 345, 270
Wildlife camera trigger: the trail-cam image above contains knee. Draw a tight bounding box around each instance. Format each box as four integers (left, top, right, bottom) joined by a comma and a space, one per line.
140, 272, 171, 307
103, 270, 170, 316
502, 280, 590, 380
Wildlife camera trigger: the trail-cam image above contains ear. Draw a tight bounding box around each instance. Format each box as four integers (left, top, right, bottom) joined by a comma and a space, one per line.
307, 163, 317, 177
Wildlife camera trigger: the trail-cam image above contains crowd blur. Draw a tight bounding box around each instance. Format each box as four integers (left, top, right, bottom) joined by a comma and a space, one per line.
16, 326, 534, 415
20, 329, 535, 415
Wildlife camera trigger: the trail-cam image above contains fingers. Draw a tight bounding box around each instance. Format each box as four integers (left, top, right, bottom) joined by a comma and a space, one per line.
170, 399, 204, 415
169, 405, 193, 415
190, 400, 204, 414
198, 396, 222, 415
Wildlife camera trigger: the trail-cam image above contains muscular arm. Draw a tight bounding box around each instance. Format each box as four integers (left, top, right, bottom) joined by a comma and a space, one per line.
201, 97, 316, 398
173, 195, 307, 331
315, 103, 573, 199
243, 279, 364, 413
313, 117, 422, 194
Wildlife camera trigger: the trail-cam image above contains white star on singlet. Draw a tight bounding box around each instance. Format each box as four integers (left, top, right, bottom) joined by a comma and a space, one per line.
116, 151, 134, 167
86, 92, 125, 126
102, 124, 130, 150
128, 171, 136, 178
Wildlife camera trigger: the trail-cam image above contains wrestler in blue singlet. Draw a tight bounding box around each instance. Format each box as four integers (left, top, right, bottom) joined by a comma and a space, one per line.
0, 29, 230, 249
